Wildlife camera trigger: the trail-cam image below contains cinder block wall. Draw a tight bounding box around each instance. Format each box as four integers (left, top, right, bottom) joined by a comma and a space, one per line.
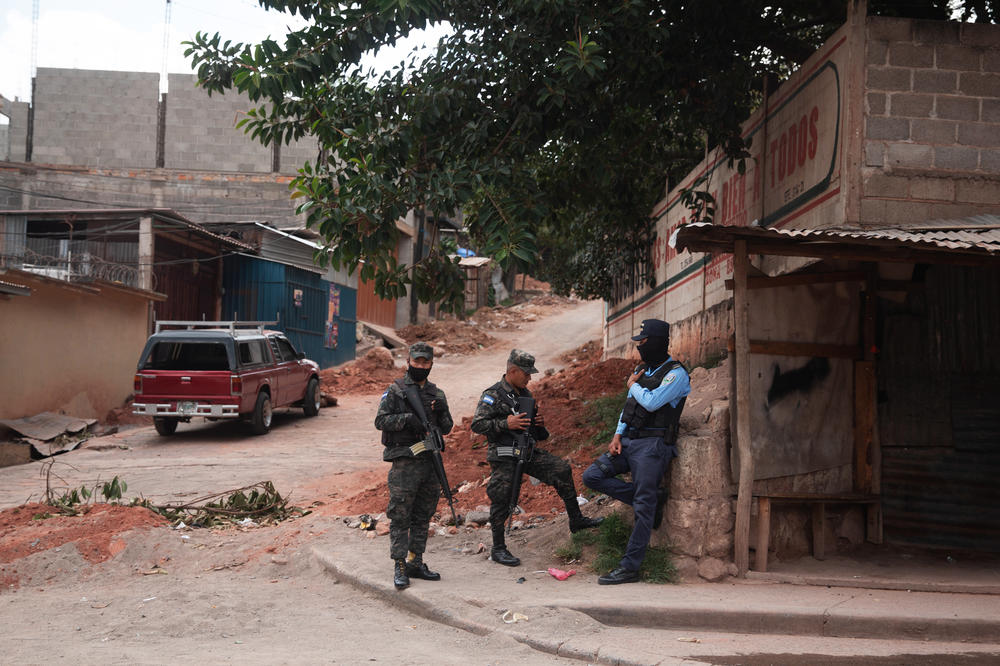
166, 74, 273, 172
31, 69, 159, 168
863, 18, 1000, 225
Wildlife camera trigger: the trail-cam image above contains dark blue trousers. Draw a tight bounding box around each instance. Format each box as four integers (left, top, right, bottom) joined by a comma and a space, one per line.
582, 436, 676, 572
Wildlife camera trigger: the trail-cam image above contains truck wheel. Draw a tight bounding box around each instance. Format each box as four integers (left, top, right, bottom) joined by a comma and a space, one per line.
153, 417, 178, 436
303, 377, 320, 417
251, 391, 273, 435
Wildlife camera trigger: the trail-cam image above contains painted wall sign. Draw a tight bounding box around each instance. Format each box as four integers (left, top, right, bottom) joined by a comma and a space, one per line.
606, 25, 850, 356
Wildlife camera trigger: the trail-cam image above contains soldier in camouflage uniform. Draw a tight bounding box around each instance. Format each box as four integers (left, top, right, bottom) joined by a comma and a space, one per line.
471, 349, 603, 567
374, 341, 454, 589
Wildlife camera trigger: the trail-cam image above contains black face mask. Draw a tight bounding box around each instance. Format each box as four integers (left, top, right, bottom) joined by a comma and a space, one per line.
407, 365, 431, 383
636, 336, 669, 367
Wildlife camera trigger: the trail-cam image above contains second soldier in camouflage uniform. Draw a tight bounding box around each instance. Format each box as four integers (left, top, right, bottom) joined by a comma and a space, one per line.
374, 341, 454, 589
471, 349, 602, 567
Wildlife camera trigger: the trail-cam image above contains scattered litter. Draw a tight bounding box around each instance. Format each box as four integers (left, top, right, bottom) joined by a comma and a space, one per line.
501, 610, 529, 624
547, 568, 576, 581
516, 577, 526, 584
142, 596, 156, 602
180, 535, 191, 540
238, 518, 257, 527
90, 602, 111, 609
173, 522, 187, 530
576, 495, 589, 505
677, 637, 701, 643
141, 568, 168, 576
359, 514, 377, 531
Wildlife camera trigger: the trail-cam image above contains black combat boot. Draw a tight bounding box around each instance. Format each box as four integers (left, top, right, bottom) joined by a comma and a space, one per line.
393, 559, 410, 590
405, 556, 441, 581
490, 525, 521, 566
491, 545, 521, 567
566, 498, 604, 533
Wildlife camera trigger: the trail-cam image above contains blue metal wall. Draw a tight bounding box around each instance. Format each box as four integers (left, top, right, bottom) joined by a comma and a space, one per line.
222, 255, 356, 368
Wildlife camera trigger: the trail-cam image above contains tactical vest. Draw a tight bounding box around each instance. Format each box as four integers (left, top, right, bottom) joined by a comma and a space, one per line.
620, 360, 687, 444
381, 379, 434, 446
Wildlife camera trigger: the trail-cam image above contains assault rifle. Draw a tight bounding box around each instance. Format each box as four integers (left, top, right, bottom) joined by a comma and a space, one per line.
505, 396, 537, 536
399, 382, 459, 526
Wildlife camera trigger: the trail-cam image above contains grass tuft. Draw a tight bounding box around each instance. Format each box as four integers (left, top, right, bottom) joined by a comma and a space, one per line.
556, 512, 676, 584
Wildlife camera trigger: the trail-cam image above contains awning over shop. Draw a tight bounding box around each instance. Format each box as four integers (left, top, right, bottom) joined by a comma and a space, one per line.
673, 216, 1000, 265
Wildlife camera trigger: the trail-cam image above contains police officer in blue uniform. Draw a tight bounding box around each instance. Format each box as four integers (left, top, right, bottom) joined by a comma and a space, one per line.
583, 318, 690, 585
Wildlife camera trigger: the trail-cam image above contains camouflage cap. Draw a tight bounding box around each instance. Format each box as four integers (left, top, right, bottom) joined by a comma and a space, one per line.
409, 341, 434, 360
507, 348, 539, 374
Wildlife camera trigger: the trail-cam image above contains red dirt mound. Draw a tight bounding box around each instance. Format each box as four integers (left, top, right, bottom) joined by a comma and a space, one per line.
331, 341, 633, 521
0, 503, 167, 568
397, 320, 498, 356
319, 347, 400, 397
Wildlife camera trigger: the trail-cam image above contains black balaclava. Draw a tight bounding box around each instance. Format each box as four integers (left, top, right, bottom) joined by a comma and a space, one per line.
407, 364, 431, 383
636, 335, 670, 368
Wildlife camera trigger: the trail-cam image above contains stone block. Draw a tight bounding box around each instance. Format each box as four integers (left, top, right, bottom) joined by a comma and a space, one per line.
671, 555, 700, 583
961, 23, 1000, 48
866, 40, 888, 66
864, 172, 909, 198
959, 122, 1000, 147
936, 45, 982, 71
911, 119, 957, 143
706, 497, 735, 535
697, 556, 731, 582
866, 116, 909, 140
865, 141, 885, 167
886, 142, 933, 168
867, 92, 886, 115
860, 195, 886, 224
937, 95, 981, 121
889, 43, 934, 68
890, 93, 934, 118
909, 176, 955, 201
935, 145, 979, 170
884, 199, 939, 225
981, 149, 1000, 172
671, 436, 729, 500
957, 179, 1000, 204
705, 531, 734, 559
984, 99, 1000, 123
913, 70, 957, 94
914, 20, 961, 45
959, 72, 1000, 98
986, 51, 1000, 74
866, 67, 911, 91
868, 17, 912, 43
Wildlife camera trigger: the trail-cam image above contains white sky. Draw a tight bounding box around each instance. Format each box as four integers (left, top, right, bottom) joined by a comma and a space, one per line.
0, 0, 449, 104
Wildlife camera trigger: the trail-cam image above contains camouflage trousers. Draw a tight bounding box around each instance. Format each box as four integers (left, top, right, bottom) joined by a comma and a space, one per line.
487, 448, 579, 532
386, 455, 440, 561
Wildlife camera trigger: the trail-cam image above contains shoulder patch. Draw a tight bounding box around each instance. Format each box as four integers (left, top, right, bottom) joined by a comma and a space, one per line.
661, 374, 676, 386
380, 390, 389, 400
481, 394, 495, 405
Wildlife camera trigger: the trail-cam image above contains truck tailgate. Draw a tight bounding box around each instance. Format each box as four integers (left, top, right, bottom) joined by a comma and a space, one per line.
137, 371, 232, 401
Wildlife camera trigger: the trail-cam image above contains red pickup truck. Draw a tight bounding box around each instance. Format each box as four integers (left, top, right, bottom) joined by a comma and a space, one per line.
132, 321, 321, 436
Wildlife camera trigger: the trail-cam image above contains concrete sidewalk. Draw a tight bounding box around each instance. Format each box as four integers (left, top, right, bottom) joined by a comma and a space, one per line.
311, 522, 1000, 665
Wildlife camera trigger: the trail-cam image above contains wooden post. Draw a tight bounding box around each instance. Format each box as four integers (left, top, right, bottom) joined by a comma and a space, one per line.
138, 215, 154, 292
733, 240, 754, 576
755, 497, 771, 572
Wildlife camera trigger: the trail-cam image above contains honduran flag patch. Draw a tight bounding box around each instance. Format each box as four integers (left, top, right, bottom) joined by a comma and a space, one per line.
482, 395, 495, 405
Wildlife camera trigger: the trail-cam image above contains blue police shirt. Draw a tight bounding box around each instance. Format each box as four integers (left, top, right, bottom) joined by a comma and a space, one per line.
614, 357, 691, 435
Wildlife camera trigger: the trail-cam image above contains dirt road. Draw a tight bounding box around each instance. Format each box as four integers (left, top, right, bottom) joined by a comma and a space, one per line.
0, 299, 604, 511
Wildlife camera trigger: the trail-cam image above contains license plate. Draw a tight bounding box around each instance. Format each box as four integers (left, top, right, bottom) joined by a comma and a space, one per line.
178, 401, 196, 415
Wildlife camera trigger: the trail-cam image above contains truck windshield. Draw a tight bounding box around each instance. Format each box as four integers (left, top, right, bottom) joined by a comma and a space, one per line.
142, 341, 232, 371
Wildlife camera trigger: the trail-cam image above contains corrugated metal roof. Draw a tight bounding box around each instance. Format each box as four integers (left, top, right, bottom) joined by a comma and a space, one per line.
1, 208, 255, 252
0, 277, 32, 296
674, 215, 1000, 256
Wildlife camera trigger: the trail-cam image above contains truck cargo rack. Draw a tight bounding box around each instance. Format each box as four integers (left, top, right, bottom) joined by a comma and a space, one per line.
154, 319, 279, 335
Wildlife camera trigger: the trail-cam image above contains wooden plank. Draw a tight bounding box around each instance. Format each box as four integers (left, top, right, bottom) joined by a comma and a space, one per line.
755, 497, 771, 573
733, 240, 754, 577
754, 492, 878, 502
812, 503, 827, 560
724, 270, 865, 291
855, 361, 876, 494
749, 340, 861, 359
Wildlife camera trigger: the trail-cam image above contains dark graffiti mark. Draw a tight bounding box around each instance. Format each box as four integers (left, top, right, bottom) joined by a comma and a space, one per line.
766, 357, 831, 408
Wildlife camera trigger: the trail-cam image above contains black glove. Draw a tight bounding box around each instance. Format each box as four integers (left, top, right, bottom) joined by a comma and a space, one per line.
407, 413, 426, 435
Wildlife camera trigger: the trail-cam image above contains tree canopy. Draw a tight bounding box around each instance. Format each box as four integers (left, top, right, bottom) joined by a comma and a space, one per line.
185, 0, 997, 307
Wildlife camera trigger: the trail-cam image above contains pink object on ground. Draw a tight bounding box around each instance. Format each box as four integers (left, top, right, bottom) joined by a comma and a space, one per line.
547, 567, 577, 581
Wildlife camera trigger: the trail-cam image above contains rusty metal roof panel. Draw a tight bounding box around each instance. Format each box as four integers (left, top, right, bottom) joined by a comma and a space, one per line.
677, 218, 1000, 255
